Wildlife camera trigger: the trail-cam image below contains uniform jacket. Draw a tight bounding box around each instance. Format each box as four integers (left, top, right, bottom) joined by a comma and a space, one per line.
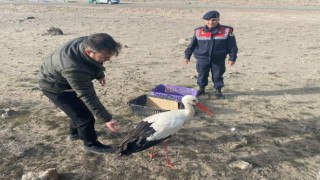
37, 37, 112, 122
185, 24, 238, 63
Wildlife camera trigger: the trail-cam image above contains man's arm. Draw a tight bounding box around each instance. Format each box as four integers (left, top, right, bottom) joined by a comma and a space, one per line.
227, 28, 238, 63
61, 68, 112, 122
184, 35, 198, 62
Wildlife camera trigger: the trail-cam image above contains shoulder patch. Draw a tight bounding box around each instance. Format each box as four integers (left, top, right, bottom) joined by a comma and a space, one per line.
228, 28, 234, 36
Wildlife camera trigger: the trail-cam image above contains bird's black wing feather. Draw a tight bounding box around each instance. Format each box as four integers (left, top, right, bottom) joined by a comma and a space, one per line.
117, 121, 170, 156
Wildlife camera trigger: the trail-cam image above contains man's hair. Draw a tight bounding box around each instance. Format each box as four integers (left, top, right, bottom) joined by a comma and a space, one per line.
83, 33, 122, 56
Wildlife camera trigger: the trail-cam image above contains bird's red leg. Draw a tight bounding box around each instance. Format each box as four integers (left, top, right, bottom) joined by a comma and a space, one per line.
148, 146, 157, 159
163, 140, 174, 169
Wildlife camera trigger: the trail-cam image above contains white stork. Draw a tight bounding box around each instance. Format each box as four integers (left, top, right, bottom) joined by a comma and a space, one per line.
117, 95, 213, 168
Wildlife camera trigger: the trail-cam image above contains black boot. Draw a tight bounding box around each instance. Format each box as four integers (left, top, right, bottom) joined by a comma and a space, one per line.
83, 140, 114, 154
215, 88, 225, 99
196, 86, 205, 97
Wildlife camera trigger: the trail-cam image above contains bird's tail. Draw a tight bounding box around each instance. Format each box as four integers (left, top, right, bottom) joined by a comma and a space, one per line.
116, 136, 134, 156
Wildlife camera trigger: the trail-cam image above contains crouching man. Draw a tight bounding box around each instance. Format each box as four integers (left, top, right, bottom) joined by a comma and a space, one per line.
38, 33, 121, 154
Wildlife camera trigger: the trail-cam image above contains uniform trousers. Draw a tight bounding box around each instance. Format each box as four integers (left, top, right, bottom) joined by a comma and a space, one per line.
196, 59, 226, 90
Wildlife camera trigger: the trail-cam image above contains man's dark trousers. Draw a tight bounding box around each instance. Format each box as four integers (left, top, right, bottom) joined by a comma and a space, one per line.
196, 60, 226, 89
42, 90, 97, 144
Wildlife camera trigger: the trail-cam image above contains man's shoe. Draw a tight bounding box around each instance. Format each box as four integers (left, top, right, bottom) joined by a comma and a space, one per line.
67, 133, 80, 141
68, 128, 80, 141
68, 131, 101, 141
196, 87, 205, 97
215, 89, 225, 99
83, 141, 114, 154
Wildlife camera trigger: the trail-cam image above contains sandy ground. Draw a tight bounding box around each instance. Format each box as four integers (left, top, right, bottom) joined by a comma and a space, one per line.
0, 0, 320, 179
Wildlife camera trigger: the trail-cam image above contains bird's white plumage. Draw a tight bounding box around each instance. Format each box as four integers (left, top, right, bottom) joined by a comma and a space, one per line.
143, 95, 198, 141
117, 95, 210, 158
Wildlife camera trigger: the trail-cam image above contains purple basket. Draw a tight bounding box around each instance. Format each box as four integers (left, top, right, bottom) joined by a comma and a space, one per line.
151, 84, 197, 102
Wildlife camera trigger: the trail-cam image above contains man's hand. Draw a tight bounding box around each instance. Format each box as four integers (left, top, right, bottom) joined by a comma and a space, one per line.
98, 78, 106, 86
184, 59, 190, 64
105, 119, 120, 133
228, 60, 235, 66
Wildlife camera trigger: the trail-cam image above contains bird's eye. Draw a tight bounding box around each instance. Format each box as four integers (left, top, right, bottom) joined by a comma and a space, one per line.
192, 100, 197, 103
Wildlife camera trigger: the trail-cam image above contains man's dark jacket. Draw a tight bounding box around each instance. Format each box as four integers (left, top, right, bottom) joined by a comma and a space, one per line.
185, 24, 238, 63
37, 37, 112, 122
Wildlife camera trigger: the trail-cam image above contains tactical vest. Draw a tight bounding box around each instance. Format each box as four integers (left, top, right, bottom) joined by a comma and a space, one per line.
193, 26, 233, 61
195, 26, 232, 40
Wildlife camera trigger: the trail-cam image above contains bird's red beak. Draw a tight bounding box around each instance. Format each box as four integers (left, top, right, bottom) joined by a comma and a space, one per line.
195, 102, 214, 116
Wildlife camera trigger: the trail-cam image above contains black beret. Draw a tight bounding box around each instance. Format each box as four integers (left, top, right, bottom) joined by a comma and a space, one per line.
203, 11, 220, 20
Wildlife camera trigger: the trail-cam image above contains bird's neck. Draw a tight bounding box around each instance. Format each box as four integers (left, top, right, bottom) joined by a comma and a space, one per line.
184, 104, 196, 116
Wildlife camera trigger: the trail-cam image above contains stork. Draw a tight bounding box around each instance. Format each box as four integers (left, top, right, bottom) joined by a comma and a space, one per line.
117, 95, 213, 169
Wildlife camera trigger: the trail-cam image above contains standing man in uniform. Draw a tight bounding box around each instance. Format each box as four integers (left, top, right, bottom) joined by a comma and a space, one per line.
38, 33, 121, 154
184, 10, 238, 99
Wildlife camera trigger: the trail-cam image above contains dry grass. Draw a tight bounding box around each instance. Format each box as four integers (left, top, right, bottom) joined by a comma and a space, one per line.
1, 97, 319, 179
